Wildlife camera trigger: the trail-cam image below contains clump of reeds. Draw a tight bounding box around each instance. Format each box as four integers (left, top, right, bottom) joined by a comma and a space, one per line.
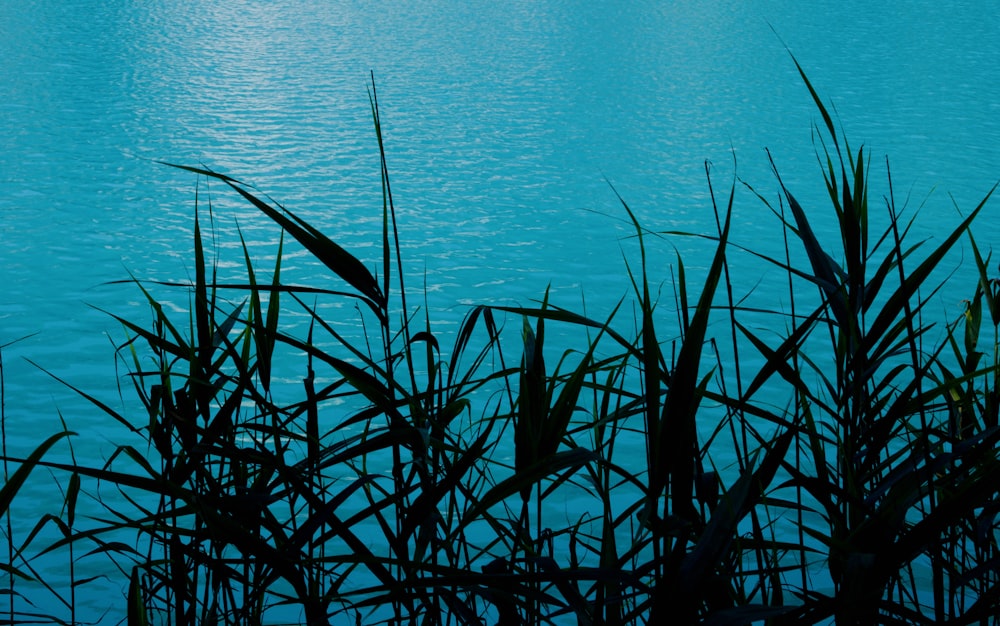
1, 64, 999, 625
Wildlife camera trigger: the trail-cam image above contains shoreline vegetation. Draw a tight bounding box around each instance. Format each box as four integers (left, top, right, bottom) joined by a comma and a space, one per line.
3, 65, 1000, 625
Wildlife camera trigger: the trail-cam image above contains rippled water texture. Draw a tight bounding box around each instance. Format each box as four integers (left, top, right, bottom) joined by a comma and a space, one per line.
1, 0, 999, 619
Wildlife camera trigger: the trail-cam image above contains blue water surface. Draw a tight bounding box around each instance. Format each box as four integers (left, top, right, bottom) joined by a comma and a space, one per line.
1, 0, 998, 621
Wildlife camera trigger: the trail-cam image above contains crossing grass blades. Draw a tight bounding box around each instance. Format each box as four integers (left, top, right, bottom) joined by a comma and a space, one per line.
2, 63, 1000, 625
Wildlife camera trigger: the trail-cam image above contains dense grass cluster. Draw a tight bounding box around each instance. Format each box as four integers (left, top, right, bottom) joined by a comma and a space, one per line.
3, 67, 1000, 625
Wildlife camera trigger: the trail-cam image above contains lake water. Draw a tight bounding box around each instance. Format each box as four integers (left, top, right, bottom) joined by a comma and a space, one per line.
2, 0, 999, 621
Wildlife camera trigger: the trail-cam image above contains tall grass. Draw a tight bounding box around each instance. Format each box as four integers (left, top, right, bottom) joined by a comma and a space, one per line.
2, 66, 999, 624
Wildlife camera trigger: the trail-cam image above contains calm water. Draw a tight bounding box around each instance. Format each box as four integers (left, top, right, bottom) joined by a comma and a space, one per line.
2, 0, 999, 620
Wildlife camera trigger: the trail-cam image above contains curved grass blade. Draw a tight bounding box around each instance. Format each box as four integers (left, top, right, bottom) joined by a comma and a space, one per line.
0, 431, 75, 518
159, 161, 385, 312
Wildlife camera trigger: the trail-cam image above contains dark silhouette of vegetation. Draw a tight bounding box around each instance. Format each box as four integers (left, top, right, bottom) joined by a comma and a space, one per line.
2, 65, 999, 625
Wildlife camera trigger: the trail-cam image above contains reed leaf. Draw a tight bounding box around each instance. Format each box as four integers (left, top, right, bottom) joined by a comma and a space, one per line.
868, 193, 992, 349
462, 447, 599, 525
160, 162, 385, 313
0, 431, 74, 518
4, 63, 1000, 626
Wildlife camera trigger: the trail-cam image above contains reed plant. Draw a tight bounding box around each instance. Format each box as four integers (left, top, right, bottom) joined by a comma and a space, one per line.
1, 65, 999, 625
728, 59, 1000, 624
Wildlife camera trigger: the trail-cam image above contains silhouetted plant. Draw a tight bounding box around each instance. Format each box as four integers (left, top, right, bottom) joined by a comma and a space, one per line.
1, 62, 998, 626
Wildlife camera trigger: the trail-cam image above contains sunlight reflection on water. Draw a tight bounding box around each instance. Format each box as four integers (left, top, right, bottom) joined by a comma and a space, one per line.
1, 0, 998, 621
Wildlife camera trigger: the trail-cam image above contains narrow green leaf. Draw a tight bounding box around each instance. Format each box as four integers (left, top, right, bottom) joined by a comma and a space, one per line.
658, 186, 732, 512
463, 448, 598, 525
788, 51, 837, 144
769, 157, 850, 331
0, 431, 74, 517
160, 161, 384, 311
65, 471, 81, 528
676, 426, 792, 609
868, 194, 990, 344
128, 568, 150, 626
192, 198, 211, 366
